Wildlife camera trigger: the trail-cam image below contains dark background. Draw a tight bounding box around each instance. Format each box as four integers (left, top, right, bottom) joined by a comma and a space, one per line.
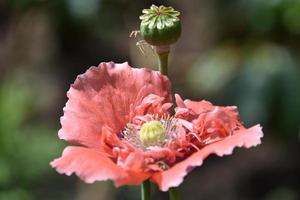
0, 0, 299, 199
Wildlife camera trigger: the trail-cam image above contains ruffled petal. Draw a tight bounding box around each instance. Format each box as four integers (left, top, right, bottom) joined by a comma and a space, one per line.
59, 62, 171, 148
151, 125, 263, 191
175, 94, 214, 115
51, 146, 150, 186
134, 94, 172, 116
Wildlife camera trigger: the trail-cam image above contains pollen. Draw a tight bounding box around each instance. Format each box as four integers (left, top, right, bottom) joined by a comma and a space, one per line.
139, 121, 166, 147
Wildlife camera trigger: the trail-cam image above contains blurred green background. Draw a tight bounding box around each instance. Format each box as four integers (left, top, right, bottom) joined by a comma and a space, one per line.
0, 0, 299, 199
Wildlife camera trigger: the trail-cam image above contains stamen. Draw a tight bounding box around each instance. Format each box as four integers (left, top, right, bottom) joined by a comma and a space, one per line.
157, 160, 169, 170
121, 115, 179, 150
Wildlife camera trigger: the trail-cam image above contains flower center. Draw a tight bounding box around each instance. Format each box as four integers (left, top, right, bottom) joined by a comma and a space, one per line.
139, 121, 166, 147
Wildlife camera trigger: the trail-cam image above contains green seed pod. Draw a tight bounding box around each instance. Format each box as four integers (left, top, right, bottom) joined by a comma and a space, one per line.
139, 121, 166, 147
139, 5, 181, 47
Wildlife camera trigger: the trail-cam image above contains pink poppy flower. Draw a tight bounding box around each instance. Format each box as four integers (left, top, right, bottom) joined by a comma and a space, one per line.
51, 62, 263, 191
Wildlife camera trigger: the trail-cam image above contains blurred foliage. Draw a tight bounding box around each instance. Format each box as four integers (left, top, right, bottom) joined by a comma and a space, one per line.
0, 74, 63, 200
264, 187, 297, 200
187, 0, 300, 139
187, 43, 300, 136
246, 0, 300, 34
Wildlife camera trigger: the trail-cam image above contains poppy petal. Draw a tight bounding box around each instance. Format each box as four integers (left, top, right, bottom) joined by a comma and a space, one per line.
59, 62, 171, 148
151, 125, 263, 191
51, 146, 150, 186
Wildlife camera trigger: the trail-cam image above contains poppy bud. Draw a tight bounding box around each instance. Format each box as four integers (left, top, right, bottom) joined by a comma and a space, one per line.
139, 5, 181, 47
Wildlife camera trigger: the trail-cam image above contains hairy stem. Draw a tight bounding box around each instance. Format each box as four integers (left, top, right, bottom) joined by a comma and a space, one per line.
169, 187, 181, 200
158, 51, 169, 76
155, 45, 170, 76
141, 180, 151, 200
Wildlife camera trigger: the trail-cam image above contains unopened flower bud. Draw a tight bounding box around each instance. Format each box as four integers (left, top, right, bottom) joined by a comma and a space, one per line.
139, 5, 181, 47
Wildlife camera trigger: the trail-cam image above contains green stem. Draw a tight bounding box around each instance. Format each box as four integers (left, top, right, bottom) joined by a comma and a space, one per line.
157, 51, 169, 76
169, 187, 181, 200
141, 180, 151, 200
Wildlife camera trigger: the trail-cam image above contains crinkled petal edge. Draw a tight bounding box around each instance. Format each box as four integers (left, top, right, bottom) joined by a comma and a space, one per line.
151, 125, 263, 191
50, 146, 150, 187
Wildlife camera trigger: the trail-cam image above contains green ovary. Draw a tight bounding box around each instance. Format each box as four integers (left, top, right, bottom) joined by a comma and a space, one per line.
139, 121, 166, 147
